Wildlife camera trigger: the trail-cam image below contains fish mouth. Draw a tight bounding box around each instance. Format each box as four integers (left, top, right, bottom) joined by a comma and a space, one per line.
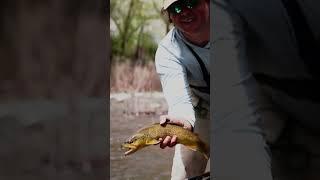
121, 144, 138, 156
124, 148, 135, 156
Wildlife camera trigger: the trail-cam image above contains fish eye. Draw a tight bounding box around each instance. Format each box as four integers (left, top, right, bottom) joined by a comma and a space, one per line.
125, 133, 142, 144
125, 137, 135, 144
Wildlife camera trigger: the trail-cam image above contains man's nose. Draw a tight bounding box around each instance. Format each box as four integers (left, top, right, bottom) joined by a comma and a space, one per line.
180, 6, 192, 16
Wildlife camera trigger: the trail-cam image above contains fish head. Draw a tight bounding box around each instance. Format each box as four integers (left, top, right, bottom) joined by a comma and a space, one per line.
121, 133, 146, 156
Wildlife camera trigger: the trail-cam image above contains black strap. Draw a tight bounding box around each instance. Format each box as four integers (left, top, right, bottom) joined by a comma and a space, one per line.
188, 172, 210, 180
281, 0, 320, 79
184, 42, 210, 94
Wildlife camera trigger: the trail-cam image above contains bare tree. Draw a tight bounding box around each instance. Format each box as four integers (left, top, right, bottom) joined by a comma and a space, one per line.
110, 0, 162, 59
152, 0, 172, 33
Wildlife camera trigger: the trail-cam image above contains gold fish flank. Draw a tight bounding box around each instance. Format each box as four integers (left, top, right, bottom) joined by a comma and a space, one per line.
122, 123, 209, 159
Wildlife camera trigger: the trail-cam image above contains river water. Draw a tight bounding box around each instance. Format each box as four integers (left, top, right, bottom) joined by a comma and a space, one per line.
110, 93, 174, 180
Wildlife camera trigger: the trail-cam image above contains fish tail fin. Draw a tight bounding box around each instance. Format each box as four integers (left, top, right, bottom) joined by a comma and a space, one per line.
197, 141, 210, 160
185, 141, 210, 160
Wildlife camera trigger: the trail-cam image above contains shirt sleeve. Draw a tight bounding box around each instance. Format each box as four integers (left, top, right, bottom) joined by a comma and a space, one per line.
211, 1, 273, 179
155, 44, 196, 127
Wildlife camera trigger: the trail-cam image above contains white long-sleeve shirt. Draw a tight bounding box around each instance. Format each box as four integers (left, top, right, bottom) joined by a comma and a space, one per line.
155, 28, 210, 127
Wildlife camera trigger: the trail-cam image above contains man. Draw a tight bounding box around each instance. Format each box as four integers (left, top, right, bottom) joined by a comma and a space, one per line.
212, 0, 320, 179
154, 0, 210, 179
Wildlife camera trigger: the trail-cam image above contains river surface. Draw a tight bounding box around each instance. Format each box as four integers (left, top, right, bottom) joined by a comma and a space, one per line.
110, 93, 174, 180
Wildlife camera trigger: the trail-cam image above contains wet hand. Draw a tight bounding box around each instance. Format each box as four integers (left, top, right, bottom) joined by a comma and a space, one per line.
158, 115, 193, 149
158, 135, 177, 149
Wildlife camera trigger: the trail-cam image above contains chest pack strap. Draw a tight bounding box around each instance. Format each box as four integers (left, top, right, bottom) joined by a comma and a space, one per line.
184, 42, 210, 94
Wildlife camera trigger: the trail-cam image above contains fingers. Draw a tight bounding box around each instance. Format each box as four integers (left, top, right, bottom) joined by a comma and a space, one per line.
160, 115, 193, 131
158, 115, 192, 149
183, 122, 193, 131
160, 115, 181, 126
159, 115, 186, 127
159, 136, 169, 149
159, 115, 169, 125
159, 135, 177, 149
170, 135, 177, 147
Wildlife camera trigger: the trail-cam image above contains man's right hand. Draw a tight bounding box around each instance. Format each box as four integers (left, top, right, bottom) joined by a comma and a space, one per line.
158, 115, 193, 149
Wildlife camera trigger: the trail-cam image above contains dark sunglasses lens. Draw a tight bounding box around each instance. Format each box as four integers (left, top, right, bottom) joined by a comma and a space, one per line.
168, 3, 182, 14
168, 0, 199, 15
185, 0, 198, 8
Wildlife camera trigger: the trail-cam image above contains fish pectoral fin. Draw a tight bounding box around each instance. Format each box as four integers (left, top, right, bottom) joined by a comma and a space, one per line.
146, 139, 161, 145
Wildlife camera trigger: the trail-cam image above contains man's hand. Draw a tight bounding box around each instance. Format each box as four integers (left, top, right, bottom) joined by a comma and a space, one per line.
158, 115, 193, 149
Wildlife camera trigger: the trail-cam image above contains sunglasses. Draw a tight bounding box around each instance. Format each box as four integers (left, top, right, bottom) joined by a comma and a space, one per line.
167, 0, 200, 15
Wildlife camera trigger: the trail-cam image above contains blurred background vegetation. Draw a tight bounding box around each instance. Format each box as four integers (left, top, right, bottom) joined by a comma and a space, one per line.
110, 0, 172, 92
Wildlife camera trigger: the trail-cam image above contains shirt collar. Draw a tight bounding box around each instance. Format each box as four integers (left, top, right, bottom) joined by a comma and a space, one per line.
176, 28, 210, 49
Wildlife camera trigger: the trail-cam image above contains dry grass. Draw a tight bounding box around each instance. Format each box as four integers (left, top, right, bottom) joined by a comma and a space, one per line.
110, 61, 162, 93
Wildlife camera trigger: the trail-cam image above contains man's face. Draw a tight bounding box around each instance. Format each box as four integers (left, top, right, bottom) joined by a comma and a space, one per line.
168, 0, 209, 36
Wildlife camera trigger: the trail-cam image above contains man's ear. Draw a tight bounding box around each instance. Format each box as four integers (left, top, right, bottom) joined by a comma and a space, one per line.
161, 8, 173, 24
168, 15, 172, 23
166, 12, 173, 23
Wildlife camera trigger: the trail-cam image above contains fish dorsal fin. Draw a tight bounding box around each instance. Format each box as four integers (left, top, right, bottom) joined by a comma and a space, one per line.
136, 123, 158, 132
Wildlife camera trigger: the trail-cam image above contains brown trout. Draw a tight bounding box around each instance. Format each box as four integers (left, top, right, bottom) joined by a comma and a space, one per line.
122, 123, 209, 159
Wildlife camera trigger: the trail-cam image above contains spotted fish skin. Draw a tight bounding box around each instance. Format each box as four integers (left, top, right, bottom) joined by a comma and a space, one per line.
122, 123, 209, 159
